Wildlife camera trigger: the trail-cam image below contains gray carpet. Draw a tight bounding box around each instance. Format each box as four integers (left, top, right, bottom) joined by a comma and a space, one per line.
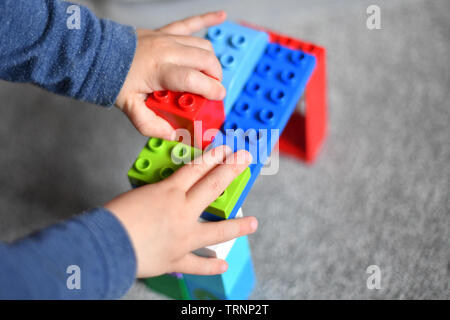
0, 0, 448, 299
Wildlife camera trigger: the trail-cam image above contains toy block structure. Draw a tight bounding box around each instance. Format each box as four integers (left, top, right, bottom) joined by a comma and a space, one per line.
205, 42, 316, 221
206, 22, 269, 114
241, 22, 328, 163
127, 20, 326, 300
184, 235, 255, 300
145, 91, 225, 149
128, 137, 251, 220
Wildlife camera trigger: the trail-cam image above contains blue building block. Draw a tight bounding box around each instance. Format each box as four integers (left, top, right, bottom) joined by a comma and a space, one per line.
184, 235, 255, 300
203, 43, 316, 220
206, 21, 269, 114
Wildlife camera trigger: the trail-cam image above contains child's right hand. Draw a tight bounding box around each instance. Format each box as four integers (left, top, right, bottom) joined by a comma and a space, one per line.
104, 146, 257, 278
115, 11, 227, 140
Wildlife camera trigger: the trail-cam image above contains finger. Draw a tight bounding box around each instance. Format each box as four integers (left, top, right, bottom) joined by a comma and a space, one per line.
125, 98, 176, 140
195, 217, 258, 248
171, 35, 214, 52
171, 253, 228, 275
169, 45, 222, 81
158, 10, 227, 36
186, 150, 252, 213
165, 145, 232, 192
159, 64, 225, 100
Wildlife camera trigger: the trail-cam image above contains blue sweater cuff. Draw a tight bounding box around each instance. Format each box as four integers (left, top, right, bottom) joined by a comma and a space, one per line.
0, 0, 137, 108
0, 207, 136, 299
81, 20, 137, 107
73, 207, 137, 298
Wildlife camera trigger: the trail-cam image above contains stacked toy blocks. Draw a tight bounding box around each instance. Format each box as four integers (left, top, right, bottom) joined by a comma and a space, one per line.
128, 137, 251, 220
206, 41, 316, 221
127, 21, 324, 300
242, 22, 328, 163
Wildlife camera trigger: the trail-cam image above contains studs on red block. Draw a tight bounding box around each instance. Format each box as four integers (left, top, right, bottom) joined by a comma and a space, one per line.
146, 91, 225, 150
177, 94, 196, 112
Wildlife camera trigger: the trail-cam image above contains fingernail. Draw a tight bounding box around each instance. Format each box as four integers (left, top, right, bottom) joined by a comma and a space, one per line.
223, 145, 233, 156
250, 218, 258, 232
244, 151, 253, 164
219, 86, 226, 100
169, 130, 177, 141
221, 262, 228, 273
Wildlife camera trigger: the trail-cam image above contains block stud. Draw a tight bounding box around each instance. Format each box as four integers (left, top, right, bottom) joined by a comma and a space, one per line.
177, 94, 196, 111
289, 51, 305, 66
259, 108, 276, 124
223, 120, 239, 131
234, 101, 251, 117
256, 62, 273, 77
148, 137, 164, 152
269, 88, 286, 104
220, 54, 236, 69
153, 90, 171, 103
230, 34, 247, 49
245, 80, 262, 96
280, 70, 297, 85
171, 144, 191, 163
207, 27, 224, 41
135, 157, 152, 173
267, 44, 283, 59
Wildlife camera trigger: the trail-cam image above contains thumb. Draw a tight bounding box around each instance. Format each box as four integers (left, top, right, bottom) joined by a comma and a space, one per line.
125, 99, 176, 140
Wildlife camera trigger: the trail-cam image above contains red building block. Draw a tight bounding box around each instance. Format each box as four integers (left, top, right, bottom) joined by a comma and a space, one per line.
146, 91, 225, 149
241, 22, 327, 163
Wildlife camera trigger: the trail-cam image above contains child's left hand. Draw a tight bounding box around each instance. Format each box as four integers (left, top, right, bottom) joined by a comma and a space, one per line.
115, 11, 227, 140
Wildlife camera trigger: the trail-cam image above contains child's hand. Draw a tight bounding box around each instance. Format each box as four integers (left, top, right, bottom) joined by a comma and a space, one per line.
115, 11, 227, 140
105, 146, 257, 278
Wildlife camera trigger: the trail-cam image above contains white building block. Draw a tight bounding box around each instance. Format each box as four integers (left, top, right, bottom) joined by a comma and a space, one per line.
194, 208, 243, 260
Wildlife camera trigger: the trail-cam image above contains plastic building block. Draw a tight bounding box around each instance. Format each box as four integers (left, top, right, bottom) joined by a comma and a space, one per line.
145, 91, 225, 149
128, 138, 250, 218
206, 21, 269, 114
207, 42, 316, 219
241, 22, 327, 163
128, 137, 200, 187
195, 208, 243, 259
184, 235, 255, 300
227, 257, 256, 300
203, 166, 250, 220
143, 273, 190, 300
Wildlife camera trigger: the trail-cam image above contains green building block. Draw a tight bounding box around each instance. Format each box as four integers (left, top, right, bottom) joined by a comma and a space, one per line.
128, 137, 201, 187
128, 137, 251, 219
205, 167, 250, 219
143, 274, 190, 300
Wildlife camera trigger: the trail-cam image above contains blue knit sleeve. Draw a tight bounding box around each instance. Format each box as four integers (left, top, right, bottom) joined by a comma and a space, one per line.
0, 207, 137, 299
0, 0, 137, 106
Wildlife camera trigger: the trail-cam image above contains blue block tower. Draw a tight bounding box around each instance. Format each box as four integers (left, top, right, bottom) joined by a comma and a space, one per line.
202, 42, 316, 221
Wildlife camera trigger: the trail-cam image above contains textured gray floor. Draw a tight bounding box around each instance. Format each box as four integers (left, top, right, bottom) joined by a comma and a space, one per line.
0, 0, 449, 299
